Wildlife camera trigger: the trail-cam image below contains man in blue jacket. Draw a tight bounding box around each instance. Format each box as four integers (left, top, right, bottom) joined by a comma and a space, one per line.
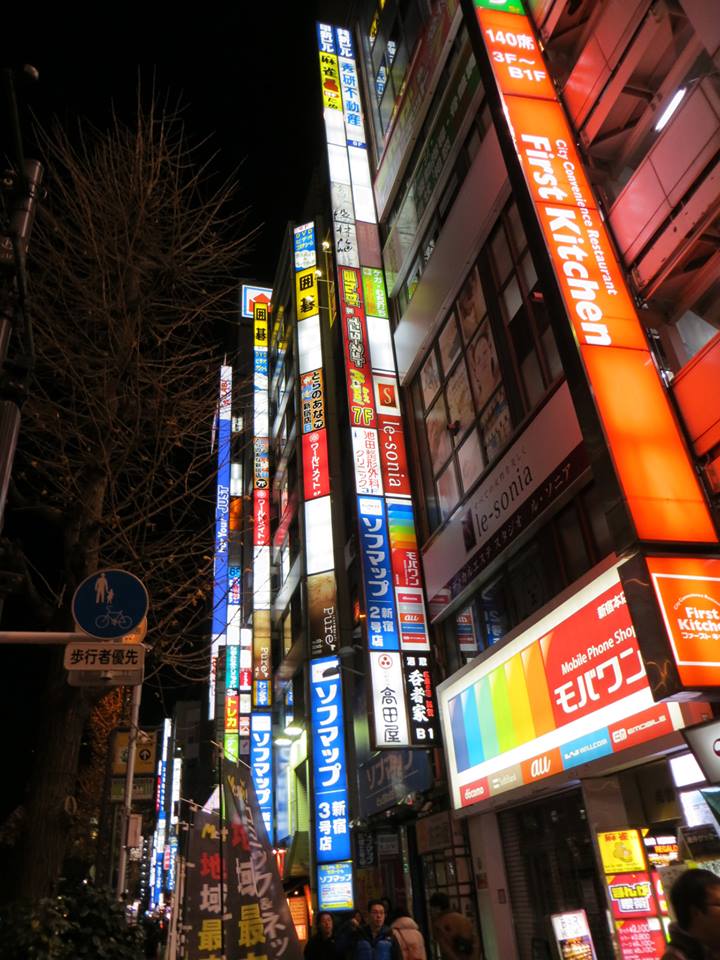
350, 901, 401, 960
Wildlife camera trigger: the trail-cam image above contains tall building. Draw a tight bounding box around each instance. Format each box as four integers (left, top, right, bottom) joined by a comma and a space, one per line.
242, 2, 720, 958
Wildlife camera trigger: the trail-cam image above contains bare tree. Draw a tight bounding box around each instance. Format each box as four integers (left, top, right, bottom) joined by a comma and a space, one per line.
3, 95, 252, 898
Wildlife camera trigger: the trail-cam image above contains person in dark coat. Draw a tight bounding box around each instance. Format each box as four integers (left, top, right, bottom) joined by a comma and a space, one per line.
348, 900, 401, 960
306, 912, 343, 960
662, 869, 720, 960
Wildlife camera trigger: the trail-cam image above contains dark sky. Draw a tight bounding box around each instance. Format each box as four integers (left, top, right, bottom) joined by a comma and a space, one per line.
0, 4, 357, 810
5, 1, 354, 282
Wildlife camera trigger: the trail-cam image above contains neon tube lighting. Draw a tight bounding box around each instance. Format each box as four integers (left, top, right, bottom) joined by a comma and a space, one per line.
655, 87, 687, 131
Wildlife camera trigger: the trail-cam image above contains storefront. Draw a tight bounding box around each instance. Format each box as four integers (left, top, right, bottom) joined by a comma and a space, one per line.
437, 555, 720, 960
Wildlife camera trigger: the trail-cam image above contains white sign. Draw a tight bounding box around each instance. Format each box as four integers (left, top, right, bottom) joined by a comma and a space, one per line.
683, 718, 720, 784
370, 651, 410, 747
64, 642, 145, 671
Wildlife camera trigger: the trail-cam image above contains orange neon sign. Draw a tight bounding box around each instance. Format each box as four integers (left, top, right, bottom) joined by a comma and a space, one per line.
474, 0, 717, 544
648, 556, 720, 687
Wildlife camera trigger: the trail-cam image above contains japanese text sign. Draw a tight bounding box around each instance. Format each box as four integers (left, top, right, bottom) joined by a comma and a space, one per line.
357, 496, 400, 650
473, 0, 716, 545
310, 657, 351, 862
438, 563, 691, 810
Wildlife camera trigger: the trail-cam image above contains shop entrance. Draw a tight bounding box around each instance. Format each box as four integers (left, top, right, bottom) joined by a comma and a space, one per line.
497, 788, 614, 960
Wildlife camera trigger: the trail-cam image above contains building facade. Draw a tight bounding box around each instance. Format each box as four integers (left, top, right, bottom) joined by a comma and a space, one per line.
227, 1, 720, 958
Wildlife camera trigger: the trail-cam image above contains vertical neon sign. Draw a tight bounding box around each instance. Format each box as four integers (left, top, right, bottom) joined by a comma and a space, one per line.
317, 23, 439, 749
470, 0, 716, 545
209, 365, 232, 720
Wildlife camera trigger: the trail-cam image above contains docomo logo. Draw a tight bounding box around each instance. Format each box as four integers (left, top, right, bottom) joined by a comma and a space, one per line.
460, 778, 489, 806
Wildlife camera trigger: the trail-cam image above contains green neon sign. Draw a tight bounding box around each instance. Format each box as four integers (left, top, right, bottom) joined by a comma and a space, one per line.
474, 0, 525, 13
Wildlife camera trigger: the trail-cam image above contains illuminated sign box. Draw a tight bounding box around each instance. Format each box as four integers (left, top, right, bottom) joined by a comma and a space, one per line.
472, 0, 716, 546
620, 554, 720, 698
437, 561, 700, 811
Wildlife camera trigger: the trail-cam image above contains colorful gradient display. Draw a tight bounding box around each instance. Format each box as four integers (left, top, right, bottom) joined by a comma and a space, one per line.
439, 563, 710, 808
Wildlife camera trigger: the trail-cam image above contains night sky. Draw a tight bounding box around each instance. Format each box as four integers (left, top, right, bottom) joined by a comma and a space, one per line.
0, 2, 354, 816
5, 1, 354, 282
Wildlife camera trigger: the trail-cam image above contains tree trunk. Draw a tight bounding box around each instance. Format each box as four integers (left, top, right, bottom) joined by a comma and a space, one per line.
18, 651, 94, 899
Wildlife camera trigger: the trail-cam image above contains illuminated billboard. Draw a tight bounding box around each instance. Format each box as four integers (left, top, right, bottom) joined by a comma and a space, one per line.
471, 0, 716, 546
209, 365, 232, 720
318, 22, 436, 751
438, 561, 707, 810
310, 656, 351, 862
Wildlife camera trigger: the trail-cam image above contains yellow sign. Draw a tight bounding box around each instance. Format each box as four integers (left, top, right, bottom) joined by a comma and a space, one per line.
112, 730, 157, 777
597, 830, 646, 874
254, 302, 268, 348
319, 52, 342, 111
296, 267, 319, 320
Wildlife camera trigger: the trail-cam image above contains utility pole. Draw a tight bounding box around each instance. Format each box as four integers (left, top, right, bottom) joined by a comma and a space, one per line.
116, 681, 142, 900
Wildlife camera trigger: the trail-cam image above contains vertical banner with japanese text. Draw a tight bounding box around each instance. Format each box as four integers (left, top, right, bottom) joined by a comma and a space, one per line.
317, 22, 437, 750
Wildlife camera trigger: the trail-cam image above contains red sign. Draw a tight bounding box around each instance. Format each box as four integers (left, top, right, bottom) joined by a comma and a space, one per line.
460, 777, 490, 806
239, 668, 252, 693
254, 488, 270, 547
477, 9, 556, 99
475, 3, 717, 547
607, 873, 655, 920
607, 704, 675, 752
540, 582, 646, 729
339, 267, 376, 429
615, 919, 666, 960
378, 416, 411, 497
302, 429, 330, 500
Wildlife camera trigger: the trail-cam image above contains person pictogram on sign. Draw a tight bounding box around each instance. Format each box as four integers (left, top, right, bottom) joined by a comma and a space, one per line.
95, 573, 109, 604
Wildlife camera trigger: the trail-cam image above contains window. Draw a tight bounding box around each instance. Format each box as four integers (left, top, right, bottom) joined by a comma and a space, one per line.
445, 482, 612, 663
412, 203, 560, 532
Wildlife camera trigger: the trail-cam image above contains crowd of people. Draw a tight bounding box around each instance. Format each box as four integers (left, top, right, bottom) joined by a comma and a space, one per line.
304, 894, 479, 960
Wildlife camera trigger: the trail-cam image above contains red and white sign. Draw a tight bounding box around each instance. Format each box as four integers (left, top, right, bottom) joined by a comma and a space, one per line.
396, 587, 431, 651
378, 416, 411, 497
647, 555, 720, 687
615, 918, 666, 960
302, 430, 331, 500
340, 267, 376, 429
254, 489, 270, 547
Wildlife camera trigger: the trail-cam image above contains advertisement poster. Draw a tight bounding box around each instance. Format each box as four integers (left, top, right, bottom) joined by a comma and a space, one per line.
318, 861, 354, 910
307, 572, 340, 658
550, 911, 597, 960
615, 919, 666, 960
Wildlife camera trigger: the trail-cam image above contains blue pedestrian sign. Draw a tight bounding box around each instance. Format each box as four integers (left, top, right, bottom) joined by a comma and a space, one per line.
72, 569, 149, 640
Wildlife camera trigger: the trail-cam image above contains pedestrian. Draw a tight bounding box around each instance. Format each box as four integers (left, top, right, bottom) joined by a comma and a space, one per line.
306, 911, 342, 960
428, 894, 479, 960
390, 909, 427, 960
349, 900, 401, 960
662, 868, 720, 959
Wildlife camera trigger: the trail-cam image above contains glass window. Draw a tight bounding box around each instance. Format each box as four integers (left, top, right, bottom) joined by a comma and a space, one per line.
445, 361, 474, 437
437, 461, 460, 519
457, 267, 486, 342
438, 313, 462, 374
420, 350, 441, 410
467, 321, 501, 411
425, 396, 452, 473
457, 429, 484, 494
